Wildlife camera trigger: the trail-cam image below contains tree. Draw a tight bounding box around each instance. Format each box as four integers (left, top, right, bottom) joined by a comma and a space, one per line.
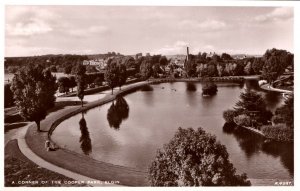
207, 61, 218, 77
49, 65, 57, 72
149, 127, 251, 186
273, 95, 293, 129
75, 64, 86, 106
159, 56, 168, 72
252, 58, 264, 74
261, 48, 293, 83
68, 76, 77, 92
105, 59, 119, 94
57, 77, 70, 94
221, 53, 233, 61
152, 63, 162, 78
223, 109, 237, 123
10, 65, 57, 131
79, 113, 92, 155
244, 62, 254, 75
118, 64, 127, 90
64, 64, 73, 75
184, 56, 197, 77
234, 91, 272, 124
140, 60, 153, 80
94, 77, 103, 87
211, 54, 221, 62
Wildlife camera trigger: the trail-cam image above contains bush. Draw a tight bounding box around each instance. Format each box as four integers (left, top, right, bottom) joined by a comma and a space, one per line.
223, 109, 237, 123
148, 127, 251, 186
261, 124, 293, 142
94, 77, 103, 87
234, 114, 251, 127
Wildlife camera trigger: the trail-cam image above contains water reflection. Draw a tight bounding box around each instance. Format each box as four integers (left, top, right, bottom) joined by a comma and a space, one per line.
262, 142, 294, 177
223, 125, 263, 158
107, 96, 129, 130
79, 113, 92, 155
186, 82, 197, 92
244, 79, 259, 91
140, 84, 154, 91
223, 123, 293, 177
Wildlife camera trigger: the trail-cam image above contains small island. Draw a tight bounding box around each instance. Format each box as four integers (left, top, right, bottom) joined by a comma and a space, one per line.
202, 80, 218, 96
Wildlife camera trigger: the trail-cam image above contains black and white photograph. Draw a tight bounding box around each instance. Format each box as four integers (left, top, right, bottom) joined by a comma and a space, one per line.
2, 0, 297, 189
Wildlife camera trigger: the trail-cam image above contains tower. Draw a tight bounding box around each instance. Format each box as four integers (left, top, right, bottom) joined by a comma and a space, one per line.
186, 47, 189, 61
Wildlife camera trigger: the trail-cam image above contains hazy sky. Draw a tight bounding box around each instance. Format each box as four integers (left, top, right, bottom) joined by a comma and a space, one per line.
5, 6, 293, 57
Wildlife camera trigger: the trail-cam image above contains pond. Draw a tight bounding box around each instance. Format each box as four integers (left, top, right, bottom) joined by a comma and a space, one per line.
51, 81, 293, 180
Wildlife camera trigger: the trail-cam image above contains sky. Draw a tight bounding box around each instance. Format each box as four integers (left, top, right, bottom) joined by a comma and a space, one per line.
5, 6, 294, 57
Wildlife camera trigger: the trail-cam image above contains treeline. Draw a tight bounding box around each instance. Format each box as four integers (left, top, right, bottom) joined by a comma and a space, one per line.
57, 73, 105, 95
4, 53, 124, 74
184, 48, 293, 80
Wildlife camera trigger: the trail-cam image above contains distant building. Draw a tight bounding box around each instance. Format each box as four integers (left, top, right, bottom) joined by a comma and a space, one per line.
232, 54, 247, 60
206, 52, 217, 58
135, 53, 143, 60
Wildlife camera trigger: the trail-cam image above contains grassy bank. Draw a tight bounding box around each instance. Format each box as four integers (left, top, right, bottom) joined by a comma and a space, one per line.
5, 140, 87, 187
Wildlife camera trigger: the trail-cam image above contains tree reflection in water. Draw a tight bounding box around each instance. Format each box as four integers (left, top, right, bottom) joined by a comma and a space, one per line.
244, 79, 259, 91
223, 123, 294, 177
140, 84, 154, 91
79, 113, 92, 155
186, 82, 197, 92
107, 96, 129, 130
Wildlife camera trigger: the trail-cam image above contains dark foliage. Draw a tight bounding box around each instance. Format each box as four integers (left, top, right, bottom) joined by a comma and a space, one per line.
149, 127, 251, 186
10, 65, 56, 131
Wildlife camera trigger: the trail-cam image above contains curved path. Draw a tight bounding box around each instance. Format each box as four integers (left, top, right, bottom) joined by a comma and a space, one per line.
24, 81, 150, 186
260, 83, 293, 94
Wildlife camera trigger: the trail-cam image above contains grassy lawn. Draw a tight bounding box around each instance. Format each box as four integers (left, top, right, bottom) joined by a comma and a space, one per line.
5, 139, 87, 187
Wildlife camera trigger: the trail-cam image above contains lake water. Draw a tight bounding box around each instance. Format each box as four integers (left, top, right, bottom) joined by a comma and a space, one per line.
51, 81, 293, 180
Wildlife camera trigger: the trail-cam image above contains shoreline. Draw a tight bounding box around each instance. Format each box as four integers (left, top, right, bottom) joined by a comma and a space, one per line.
22, 79, 292, 186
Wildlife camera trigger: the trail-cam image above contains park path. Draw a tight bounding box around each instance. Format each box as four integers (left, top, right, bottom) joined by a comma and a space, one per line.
260, 83, 293, 94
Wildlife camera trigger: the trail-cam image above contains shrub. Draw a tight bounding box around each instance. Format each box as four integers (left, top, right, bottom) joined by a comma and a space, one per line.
94, 77, 103, 87
234, 114, 251, 127
261, 124, 293, 142
223, 109, 237, 123
148, 127, 251, 186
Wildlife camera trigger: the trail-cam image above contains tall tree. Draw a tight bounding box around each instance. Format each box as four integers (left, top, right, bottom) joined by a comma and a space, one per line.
152, 63, 162, 78
75, 64, 86, 106
68, 76, 77, 92
105, 59, 119, 94
244, 61, 254, 75
57, 77, 70, 94
234, 91, 272, 124
184, 55, 197, 77
149, 127, 251, 186
118, 64, 127, 90
10, 65, 57, 131
140, 60, 153, 80
159, 56, 168, 72
252, 57, 264, 74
